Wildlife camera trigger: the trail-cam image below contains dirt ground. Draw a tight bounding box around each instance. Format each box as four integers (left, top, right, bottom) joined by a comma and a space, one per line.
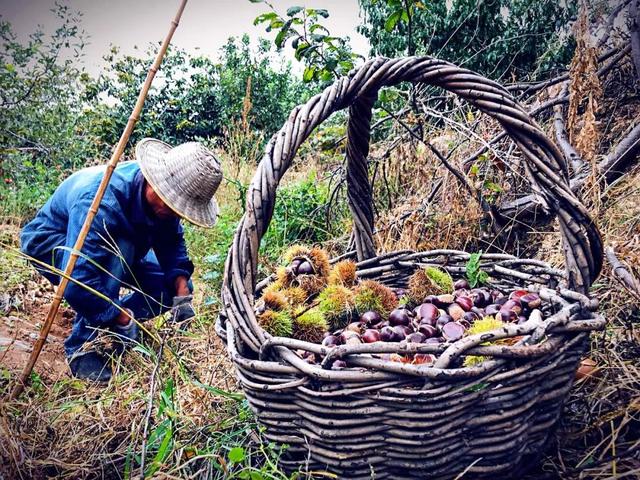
0, 275, 73, 383
0, 224, 74, 381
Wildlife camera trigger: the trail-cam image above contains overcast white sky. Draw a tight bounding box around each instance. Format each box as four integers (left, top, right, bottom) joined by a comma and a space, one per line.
1, 0, 370, 75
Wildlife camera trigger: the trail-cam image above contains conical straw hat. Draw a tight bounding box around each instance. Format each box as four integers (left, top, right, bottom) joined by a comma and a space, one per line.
135, 138, 222, 228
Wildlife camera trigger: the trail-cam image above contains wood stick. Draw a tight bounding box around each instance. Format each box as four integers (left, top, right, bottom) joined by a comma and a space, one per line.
8, 0, 189, 400
605, 247, 640, 300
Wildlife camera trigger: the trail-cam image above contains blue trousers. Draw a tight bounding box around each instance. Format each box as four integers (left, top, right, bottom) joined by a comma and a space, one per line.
62, 249, 192, 357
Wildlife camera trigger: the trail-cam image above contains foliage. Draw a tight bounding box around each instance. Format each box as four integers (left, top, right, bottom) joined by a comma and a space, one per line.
0, 4, 311, 218
465, 252, 489, 288
0, 4, 99, 217
251, 0, 362, 82
260, 171, 335, 260
358, 0, 578, 81
85, 35, 308, 154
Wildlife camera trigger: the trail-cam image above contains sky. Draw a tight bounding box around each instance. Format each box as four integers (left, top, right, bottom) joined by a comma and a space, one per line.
0, 0, 370, 76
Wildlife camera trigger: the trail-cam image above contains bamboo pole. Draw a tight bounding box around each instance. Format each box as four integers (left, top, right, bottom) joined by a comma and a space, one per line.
8, 0, 189, 400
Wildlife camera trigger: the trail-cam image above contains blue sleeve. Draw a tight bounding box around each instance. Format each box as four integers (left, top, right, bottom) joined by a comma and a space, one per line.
61, 196, 126, 326
153, 221, 194, 291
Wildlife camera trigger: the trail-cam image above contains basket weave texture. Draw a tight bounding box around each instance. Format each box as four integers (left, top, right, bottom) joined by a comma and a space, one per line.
218, 56, 605, 479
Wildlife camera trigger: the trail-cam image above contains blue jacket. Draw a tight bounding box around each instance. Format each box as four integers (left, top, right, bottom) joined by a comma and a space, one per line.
20, 161, 194, 325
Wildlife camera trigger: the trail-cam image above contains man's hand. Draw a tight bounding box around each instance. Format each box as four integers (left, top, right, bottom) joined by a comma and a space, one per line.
115, 308, 134, 326
172, 295, 195, 324
113, 308, 139, 344
174, 276, 190, 297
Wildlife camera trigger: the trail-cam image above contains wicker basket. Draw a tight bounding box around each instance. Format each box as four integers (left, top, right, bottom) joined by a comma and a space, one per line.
217, 56, 605, 479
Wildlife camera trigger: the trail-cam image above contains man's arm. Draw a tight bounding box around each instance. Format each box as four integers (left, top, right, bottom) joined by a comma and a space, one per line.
62, 196, 128, 326
153, 222, 194, 294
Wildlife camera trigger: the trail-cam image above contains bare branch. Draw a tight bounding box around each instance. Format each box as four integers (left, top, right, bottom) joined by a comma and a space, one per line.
553, 86, 585, 173
605, 246, 640, 300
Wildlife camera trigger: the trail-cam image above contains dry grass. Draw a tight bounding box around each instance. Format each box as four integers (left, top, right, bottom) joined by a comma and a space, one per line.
0, 321, 250, 479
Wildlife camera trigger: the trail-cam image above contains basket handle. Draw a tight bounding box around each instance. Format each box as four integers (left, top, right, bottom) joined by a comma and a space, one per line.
223, 56, 603, 348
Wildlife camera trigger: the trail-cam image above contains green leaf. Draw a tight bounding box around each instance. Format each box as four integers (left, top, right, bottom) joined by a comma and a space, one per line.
309, 23, 329, 34
483, 181, 503, 193
469, 163, 480, 176
228, 447, 245, 464
274, 19, 293, 48
294, 42, 311, 60
338, 60, 354, 71
315, 9, 330, 18
286, 6, 303, 16
5, 63, 15, 73
253, 12, 277, 26
302, 65, 315, 82
319, 69, 333, 81
465, 253, 489, 288
248, 0, 263, 3
192, 380, 245, 401
384, 10, 402, 32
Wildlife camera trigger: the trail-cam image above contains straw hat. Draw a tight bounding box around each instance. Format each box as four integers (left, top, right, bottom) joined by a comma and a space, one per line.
135, 138, 222, 228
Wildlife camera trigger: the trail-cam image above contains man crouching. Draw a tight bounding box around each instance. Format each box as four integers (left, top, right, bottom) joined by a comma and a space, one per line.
20, 139, 222, 382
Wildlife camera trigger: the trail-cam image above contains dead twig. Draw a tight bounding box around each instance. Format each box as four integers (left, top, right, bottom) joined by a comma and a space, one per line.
605, 246, 640, 300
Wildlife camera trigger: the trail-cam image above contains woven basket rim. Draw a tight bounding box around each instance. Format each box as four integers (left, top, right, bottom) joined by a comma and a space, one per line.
220, 54, 604, 382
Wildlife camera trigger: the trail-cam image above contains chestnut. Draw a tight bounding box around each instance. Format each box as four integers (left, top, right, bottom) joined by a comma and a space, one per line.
418, 324, 438, 338
297, 261, 314, 275
433, 294, 455, 308
447, 303, 465, 321
360, 310, 382, 325
406, 332, 426, 344
425, 337, 444, 344
380, 326, 396, 342
362, 329, 381, 343
340, 330, 360, 344
509, 289, 529, 300
416, 303, 439, 325
485, 304, 500, 316
455, 296, 473, 312
322, 335, 340, 347
498, 308, 518, 323
389, 308, 411, 327
521, 293, 542, 310
463, 311, 479, 324
392, 325, 407, 341
471, 289, 492, 307
458, 318, 471, 330
436, 314, 453, 330
442, 321, 465, 342
454, 279, 470, 290
289, 258, 302, 274
502, 299, 522, 315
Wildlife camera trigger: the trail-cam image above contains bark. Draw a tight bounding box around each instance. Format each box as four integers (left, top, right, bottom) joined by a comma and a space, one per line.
554, 86, 585, 174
